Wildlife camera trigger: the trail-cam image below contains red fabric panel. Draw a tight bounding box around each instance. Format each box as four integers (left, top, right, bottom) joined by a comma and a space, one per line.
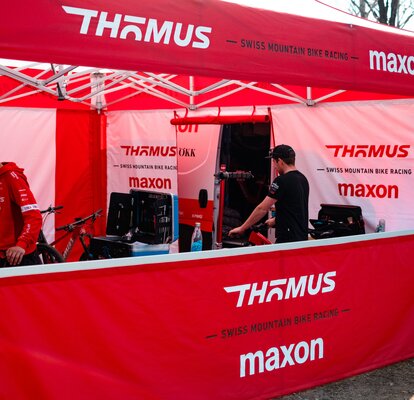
171, 115, 270, 125
55, 110, 107, 261
1, 1, 414, 96
0, 234, 413, 399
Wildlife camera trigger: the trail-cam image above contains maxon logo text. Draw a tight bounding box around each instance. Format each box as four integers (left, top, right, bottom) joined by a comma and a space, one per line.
369, 50, 414, 75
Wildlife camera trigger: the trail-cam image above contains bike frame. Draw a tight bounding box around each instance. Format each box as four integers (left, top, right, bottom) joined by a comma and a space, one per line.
38, 206, 102, 262
48, 225, 92, 261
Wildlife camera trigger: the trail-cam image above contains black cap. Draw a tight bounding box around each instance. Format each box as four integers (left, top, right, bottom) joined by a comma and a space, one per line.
266, 144, 296, 160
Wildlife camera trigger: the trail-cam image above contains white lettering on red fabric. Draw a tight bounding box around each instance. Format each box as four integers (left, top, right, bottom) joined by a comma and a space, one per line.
369, 50, 414, 75
240, 337, 324, 377
21, 204, 40, 213
224, 272, 336, 308
62, 6, 212, 49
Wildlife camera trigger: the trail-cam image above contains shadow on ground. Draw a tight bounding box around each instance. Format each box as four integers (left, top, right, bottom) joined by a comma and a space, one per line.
275, 358, 414, 400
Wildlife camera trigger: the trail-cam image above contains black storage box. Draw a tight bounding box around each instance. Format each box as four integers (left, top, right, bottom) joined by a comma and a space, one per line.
89, 190, 177, 259
309, 203, 365, 239
89, 236, 133, 259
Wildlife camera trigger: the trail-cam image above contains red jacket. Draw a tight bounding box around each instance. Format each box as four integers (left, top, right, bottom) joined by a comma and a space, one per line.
0, 162, 42, 256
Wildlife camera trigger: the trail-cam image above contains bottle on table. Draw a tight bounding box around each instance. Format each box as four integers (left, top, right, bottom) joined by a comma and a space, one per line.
191, 222, 203, 252
375, 219, 386, 232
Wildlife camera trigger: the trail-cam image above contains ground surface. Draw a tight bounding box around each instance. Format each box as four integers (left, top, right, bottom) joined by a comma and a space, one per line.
275, 358, 414, 400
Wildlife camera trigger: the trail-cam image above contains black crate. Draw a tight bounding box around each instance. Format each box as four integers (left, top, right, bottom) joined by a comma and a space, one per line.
310, 203, 365, 239
89, 236, 132, 259
106, 190, 175, 245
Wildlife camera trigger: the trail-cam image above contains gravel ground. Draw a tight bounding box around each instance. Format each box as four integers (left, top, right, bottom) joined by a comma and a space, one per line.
275, 358, 414, 400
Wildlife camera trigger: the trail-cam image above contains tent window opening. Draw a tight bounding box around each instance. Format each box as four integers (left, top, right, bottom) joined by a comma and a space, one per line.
218, 122, 271, 245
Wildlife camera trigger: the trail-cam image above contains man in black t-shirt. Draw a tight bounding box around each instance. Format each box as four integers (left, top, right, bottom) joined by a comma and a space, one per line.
229, 144, 309, 243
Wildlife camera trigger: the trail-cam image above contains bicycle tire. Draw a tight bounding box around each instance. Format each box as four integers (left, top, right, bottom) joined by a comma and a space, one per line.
37, 243, 65, 264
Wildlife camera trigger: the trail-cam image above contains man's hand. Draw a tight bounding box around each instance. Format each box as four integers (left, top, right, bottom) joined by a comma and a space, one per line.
228, 226, 245, 237
265, 217, 276, 228
6, 246, 25, 266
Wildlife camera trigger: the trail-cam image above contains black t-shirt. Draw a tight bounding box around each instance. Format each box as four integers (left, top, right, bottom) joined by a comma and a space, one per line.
267, 170, 309, 243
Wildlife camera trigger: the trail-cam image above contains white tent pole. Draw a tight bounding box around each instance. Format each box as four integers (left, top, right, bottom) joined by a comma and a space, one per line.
306, 87, 315, 106
44, 65, 78, 85
314, 90, 347, 103
0, 68, 50, 101
240, 82, 306, 103
146, 72, 192, 96
0, 66, 40, 87
271, 84, 307, 103
189, 76, 195, 109
66, 71, 132, 96
133, 73, 190, 96
195, 79, 232, 95
0, 90, 43, 104
104, 88, 189, 109
0, 66, 56, 95
104, 74, 189, 109
196, 81, 306, 108
197, 86, 249, 107
126, 78, 190, 107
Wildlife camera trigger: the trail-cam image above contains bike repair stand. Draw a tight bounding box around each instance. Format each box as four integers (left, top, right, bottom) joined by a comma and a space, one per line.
214, 164, 254, 249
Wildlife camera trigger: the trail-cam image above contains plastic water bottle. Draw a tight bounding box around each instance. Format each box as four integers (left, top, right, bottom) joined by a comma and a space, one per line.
375, 219, 386, 232
191, 222, 203, 252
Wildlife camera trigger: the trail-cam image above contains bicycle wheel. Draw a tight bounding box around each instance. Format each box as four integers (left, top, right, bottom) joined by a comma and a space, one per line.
37, 243, 65, 264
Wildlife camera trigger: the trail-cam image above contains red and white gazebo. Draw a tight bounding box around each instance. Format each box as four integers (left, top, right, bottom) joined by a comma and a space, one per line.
0, 1, 413, 399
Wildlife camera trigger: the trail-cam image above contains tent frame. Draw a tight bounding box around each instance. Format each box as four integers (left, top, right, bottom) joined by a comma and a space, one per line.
0, 61, 347, 111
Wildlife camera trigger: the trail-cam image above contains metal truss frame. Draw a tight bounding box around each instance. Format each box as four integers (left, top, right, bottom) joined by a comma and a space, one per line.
0, 60, 347, 111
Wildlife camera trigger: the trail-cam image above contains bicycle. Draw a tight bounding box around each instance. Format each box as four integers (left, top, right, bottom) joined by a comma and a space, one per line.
37, 205, 65, 264
247, 223, 272, 246
222, 223, 272, 248
38, 206, 103, 263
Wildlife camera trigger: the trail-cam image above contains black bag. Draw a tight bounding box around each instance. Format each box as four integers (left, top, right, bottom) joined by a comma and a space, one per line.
309, 204, 365, 239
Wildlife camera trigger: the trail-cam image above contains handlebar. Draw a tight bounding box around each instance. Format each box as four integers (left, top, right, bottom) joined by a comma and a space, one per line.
56, 209, 103, 232
251, 223, 268, 233
40, 205, 64, 214
214, 171, 254, 180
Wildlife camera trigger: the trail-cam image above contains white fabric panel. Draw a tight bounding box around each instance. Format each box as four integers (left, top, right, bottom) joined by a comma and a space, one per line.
107, 110, 178, 199
271, 100, 414, 233
174, 105, 267, 201
176, 124, 221, 201
0, 107, 56, 237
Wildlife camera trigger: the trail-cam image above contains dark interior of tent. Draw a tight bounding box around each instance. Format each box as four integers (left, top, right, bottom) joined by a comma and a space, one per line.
220, 122, 271, 245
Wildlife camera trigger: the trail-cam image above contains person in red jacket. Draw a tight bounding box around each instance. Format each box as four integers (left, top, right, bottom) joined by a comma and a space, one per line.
0, 162, 42, 267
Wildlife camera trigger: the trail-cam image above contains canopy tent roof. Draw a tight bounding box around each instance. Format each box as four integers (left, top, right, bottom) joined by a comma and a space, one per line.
1, 0, 413, 110
0, 61, 407, 111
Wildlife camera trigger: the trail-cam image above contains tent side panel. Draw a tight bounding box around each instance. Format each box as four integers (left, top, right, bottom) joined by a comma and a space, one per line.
0, 234, 413, 399
0, 107, 56, 235
1, 1, 414, 96
55, 109, 106, 260
271, 100, 414, 233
